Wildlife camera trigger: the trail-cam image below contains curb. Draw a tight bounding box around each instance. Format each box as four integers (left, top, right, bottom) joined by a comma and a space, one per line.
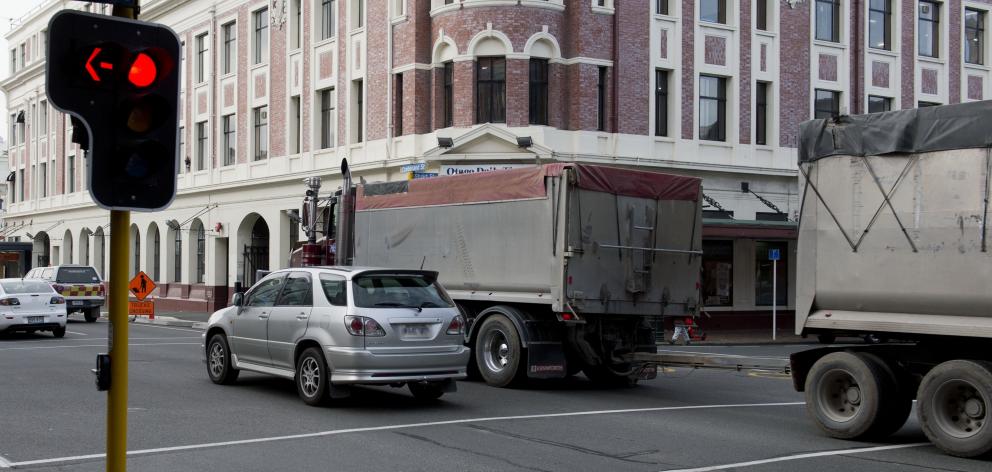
131, 316, 204, 330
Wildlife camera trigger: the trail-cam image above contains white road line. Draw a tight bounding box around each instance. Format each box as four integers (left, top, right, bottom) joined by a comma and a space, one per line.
0, 453, 11, 469
7, 402, 805, 468
659, 442, 931, 472
0, 342, 199, 351
0, 337, 199, 345
66, 331, 88, 336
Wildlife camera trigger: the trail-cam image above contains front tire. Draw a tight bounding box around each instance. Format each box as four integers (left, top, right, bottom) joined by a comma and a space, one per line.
84, 308, 100, 323
296, 347, 330, 406
917, 360, 992, 458
475, 314, 524, 388
206, 334, 239, 385
804, 351, 907, 440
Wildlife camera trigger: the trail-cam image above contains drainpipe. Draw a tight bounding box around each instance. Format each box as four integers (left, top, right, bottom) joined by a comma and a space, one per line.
385, 0, 394, 160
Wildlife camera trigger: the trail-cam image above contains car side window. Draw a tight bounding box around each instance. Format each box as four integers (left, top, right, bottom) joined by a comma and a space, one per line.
42, 269, 53, 279
275, 272, 312, 307
319, 273, 348, 307
245, 275, 286, 307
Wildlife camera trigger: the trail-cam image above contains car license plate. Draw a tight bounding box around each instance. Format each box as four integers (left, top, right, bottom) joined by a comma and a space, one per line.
71, 301, 83, 306
27, 316, 44, 324
400, 325, 431, 339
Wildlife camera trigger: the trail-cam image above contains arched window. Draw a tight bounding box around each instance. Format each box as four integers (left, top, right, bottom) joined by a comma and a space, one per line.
194, 221, 206, 284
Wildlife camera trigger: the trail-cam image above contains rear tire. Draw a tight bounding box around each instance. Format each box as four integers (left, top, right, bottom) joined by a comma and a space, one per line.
804, 351, 907, 440
206, 334, 239, 385
84, 308, 100, 323
52, 327, 66, 338
408, 382, 445, 401
296, 347, 330, 406
917, 360, 992, 458
474, 314, 524, 388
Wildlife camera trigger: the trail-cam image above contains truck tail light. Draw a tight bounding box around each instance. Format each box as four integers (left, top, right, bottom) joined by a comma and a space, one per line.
53, 284, 66, 293
446, 315, 465, 335
345, 316, 386, 337
98, 285, 106, 296
50, 297, 66, 305
0, 298, 21, 306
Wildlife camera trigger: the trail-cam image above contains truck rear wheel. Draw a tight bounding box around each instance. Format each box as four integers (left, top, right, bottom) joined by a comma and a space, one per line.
804, 351, 909, 440
475, 314, 524, 388
917, 360, 992, 458
84, 308, 100, 323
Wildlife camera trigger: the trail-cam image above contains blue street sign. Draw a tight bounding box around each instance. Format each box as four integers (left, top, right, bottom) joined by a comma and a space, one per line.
769, 249, 780, 261
413, 172, 438, 179
401, 163, 426, 172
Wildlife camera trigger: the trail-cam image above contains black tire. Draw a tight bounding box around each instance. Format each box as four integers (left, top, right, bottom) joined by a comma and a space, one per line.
296, 347, 330, 406
52, 326, 66, 338
857, 352, 913, 438
206, 334, 239, 385
408, 382, 445, 401
84, 308, 100, 323
817, 334, 836, 344
804, 351, 906, 440
474, 313, 524, 388
917, 360, 992, 458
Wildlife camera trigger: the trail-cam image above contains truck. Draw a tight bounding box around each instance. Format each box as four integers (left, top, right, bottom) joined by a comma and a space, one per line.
789, 101, 992, 458
295, 160, 704, 386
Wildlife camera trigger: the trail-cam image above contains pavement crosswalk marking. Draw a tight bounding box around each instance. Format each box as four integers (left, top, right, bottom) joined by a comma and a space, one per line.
658, 442, 932, 472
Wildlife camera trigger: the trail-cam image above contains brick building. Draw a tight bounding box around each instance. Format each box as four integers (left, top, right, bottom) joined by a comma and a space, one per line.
1, 0, 988, 324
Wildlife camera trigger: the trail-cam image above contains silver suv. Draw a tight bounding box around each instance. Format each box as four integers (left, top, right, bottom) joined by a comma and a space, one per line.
202, 267, 469, 405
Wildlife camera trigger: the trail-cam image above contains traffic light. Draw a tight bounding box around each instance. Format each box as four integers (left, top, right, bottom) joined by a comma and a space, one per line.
46, 10, 180, 211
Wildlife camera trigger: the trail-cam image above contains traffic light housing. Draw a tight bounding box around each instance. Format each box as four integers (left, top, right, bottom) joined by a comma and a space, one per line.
46, 10, 181, 211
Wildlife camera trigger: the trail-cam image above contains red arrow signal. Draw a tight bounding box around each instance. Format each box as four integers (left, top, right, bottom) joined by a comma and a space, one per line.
85, 47, 103, 82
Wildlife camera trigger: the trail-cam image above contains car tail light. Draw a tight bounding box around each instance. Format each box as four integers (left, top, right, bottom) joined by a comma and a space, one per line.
345, 316, 386, 337
0, 298, 20, 306
363, 318, 385, 337
50, 296, 66, 305
446, 315, 465, 335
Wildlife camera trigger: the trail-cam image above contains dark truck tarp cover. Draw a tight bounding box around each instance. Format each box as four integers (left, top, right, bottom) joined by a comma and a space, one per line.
356, 163, 701, 210
799, 100, 992, 163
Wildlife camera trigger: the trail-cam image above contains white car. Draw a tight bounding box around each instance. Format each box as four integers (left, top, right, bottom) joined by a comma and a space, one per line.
0, 279, 68, 337
202, 267, 470, 405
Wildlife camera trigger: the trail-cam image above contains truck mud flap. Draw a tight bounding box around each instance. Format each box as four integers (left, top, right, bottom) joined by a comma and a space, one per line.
526, 342, 568, 379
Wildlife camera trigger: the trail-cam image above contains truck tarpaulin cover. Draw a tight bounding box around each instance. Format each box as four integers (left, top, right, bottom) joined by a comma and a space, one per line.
356, 164, 700, 210
799, 100, 992, 163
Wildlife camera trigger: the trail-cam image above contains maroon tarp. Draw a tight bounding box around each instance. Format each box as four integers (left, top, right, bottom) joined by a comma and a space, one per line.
357, 164, 701, 211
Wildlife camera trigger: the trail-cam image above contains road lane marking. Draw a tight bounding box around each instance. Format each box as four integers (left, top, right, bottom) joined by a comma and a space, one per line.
0, 342, 199, 351
66, 331, 88, 336
658, 442, 931, 472
6, 402, 805, 468
0, 454, 11, 468
0, 337, 197, 345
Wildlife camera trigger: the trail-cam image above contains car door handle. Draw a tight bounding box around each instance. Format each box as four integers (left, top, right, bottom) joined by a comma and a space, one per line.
296, 313, 309, 320
258, 313, 269, 319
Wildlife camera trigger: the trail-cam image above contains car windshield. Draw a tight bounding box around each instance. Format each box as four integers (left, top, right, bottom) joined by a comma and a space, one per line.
0, 280, 55, 294
56, 267, 101, 284
351, 274, 454, 309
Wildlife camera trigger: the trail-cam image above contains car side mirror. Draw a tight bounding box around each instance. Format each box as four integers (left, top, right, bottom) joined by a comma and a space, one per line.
232, 292, 244, 307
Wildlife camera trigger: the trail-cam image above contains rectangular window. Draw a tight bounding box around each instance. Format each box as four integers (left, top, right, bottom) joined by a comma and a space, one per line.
254, 8, 269, 64
39, 100, 47, 134
443, 62, 454, 128
320, 88, 335, 149
67, 158, 74, 193
9, 49, 15, 73
700, 0, 727, 24
756, 0, 769, 31
597, 66, 607, 131
966, 8, 985, 65
869, 0, 891, 50
195, 121, 208, 170
918, 1, 939, 58
529, 59, 549, 125
196, 227, 205, 284
254, 106, 268, 160
756, 81, 768, 145
19, 169, 25, 201
814, 89, 841, 119
476, 57, 507, 124
353, 80, 364, 143
195, 33, 208, 83
290, 96, 301, 154
39, 163, 46, 198
868, 95, 892, 113
354, 0, 365, 28
222, 22, 236, 74
395, 73, 404, 134
756, 212, 789, 222
654, 69, 669, 137
815, 0, 840, 42
702, 240, 733, 306
178, 126, 185, 172
19, 44, 24, 69
755, 241, 788, 306
657, 0, 669, 15
699, 75, 727, 141
321, 0, 336, 40
291, 0, 302, 49
173, 231, 182, 283
222, 114, 236, 166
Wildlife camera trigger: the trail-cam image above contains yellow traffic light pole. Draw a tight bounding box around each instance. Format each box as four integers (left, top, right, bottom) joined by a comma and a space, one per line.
108, 6, 137, 472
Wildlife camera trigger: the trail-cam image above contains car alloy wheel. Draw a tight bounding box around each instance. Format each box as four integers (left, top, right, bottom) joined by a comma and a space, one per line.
299, 357, 321, 398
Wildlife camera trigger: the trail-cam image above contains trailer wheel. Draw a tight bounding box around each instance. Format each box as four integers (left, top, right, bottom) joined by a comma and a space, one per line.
475, 314, 524, 388
804, 351, 907, 440
917, 360, 992, 458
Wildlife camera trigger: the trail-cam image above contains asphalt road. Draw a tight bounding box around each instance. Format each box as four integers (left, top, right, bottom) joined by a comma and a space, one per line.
0, 321, 987, 471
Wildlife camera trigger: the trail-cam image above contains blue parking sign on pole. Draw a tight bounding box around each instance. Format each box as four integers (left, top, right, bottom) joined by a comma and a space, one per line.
769, 249, 780, 261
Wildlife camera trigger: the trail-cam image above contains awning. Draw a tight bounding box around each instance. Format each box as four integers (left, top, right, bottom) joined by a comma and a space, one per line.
703, 219, 797, 239
5, 172, 15, 182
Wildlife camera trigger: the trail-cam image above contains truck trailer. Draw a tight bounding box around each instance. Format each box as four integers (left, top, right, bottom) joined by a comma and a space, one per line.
299, 162, 703, 387
790, 101, 992, 458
